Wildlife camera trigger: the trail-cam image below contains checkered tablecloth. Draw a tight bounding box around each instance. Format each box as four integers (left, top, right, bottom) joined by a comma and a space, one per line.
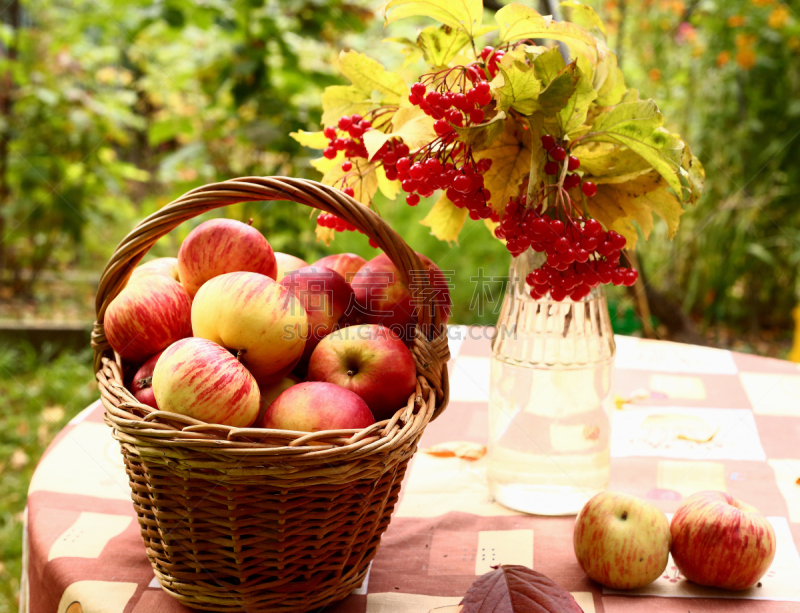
21, 327, 800, 612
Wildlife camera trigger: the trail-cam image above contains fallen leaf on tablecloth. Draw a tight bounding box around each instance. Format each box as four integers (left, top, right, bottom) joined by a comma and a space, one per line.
677, 426, 720, 443
614, 389, 650, 409
423, 441, 487, 460
460, 565, 583, 613
795, 477, 800, 485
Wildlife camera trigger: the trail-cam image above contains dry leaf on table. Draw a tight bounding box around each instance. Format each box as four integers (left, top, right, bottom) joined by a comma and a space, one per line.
460, 565, 584, 612
423, 441, 487, 461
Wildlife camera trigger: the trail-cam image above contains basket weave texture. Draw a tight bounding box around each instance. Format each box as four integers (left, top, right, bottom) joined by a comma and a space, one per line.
92, 177, 450, 612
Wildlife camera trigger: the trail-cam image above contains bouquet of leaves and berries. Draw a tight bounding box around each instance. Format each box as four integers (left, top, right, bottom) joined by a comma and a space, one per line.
291, 1, 704, 302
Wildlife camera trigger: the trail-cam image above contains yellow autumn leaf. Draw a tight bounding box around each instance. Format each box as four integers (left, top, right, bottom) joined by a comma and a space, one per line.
315, 224, 336, 246
376, 165, 401, 200
321, 159, 378, 206
475, 121, 532, 214
321, 85, 374, 128
289, 130, 328, 150
362, 105, 436, 159
417, 25, 471, 67
420, 193, 468, 244
338, 50, 408, 103
385, 0, 484, 37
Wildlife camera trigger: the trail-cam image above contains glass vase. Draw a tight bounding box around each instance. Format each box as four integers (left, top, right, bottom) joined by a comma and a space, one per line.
488, 248, 616, 515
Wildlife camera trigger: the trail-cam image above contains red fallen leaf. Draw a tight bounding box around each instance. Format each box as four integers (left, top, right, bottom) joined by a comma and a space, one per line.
460, 565, 584, 613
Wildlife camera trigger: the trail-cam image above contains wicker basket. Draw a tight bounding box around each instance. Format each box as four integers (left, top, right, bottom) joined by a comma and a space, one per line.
92, 177, 450, 612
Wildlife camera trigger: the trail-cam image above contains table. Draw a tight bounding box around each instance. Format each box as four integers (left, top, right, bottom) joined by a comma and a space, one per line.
22, 327, 800, 612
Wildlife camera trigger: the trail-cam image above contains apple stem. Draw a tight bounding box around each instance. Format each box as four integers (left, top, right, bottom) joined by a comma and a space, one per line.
237, 348, 247, 361
347, 369, 356, 377
247, 218, 254, 226
136, 376, 152, 389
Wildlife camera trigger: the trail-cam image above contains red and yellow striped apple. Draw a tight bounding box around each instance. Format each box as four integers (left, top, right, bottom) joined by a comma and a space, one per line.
307, 324, 416, 421
670, 491, 776, 590
128, 257, 180, 285
191, 271, 307, 385
105, 275, 192, 362
131, 350, 163, 409
178, 219, 277, 297
281, 265, 354, 368
573, 491, 671, 589
350, 253, 451, 340
152, 338, 260, 427
312, 253, 366, 282
274, 252, 309, 282
261, 382, 375, 431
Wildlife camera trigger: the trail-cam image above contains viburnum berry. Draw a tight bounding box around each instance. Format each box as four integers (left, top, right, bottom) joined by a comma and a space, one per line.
550, 146, 567, 162
341, 161, 352, 172
582, 181, 597, 197
406, 193, 420, 206
323, 146, 336, 159
411, 82, 426, 97
567, 155, 581, 171
469, 109, 485, 124
324, 126, 337, 139
541, 135, 556, 151
343, 187, 355, 197
544, 161, 559, 176
564, 173, 581, 190
480, 46, 494, 60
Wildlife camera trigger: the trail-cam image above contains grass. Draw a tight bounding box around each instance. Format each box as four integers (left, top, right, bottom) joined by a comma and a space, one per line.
0, 341, 97, 613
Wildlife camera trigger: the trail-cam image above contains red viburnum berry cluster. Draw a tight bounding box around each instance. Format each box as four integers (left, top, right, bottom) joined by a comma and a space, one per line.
316, 212, 379, 248
497, 196, 638, 301
481, 46, 506, 78
541, 134, 597, 197
323, 114, 373, 161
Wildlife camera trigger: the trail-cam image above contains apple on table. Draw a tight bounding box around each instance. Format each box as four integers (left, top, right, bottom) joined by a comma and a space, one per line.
192, 271, 308, 385
178, 218, 277, 297
573, 491, 671, 590
153, 337, 261, 428
260, 381, 375, 431
307, 324, 417, 421
670, 491, 776, 591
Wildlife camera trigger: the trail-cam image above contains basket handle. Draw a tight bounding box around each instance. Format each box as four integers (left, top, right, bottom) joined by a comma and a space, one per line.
91, 176, 450, 382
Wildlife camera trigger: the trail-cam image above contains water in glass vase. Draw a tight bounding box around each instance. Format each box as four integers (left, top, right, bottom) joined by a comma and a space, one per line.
488, 250, 615, 516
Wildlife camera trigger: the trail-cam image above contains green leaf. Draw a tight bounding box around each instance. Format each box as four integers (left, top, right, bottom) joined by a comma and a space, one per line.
338, 50, 408, 103
289, 130, 328, 150
454, 112, 507, 150
492, 52, 542, 116
420, 193, 468, 244
149, 116, 193, 147
557, 66, 597, 137
475, 121, 532, 213
362, 105, 435, 159
321, 85, 373, 128
532, 62, 579, 116
560, 1, 607, 39
495, 3, 598, 64
532, 47, 566, 86
417, 25, 471, 67
385, 0, 484, 37
680, 147, 705, 205
572, 142, 652, 182
584, 100, 685, 196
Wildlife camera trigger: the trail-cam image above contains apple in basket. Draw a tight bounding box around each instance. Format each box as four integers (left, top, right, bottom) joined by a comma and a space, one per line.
260, 381, 375, 431
670, 491, 776, 590
274, 252, 309, 282
307, 324, 417, 421
153, 337, 261, 427
573, 491, 671, 589
131, 350, 163, 409
105, 275, 193, 362
312, 252, 366, 281
178, 218, 278, 297
350, 252, 451, 340
191, 271, 308, 385
255, 377, 296, 427
280, 265, 355, 368
128, 257, 180, 284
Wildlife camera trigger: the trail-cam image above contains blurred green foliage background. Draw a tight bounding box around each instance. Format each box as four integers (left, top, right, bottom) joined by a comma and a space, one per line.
1, 0, 799, 610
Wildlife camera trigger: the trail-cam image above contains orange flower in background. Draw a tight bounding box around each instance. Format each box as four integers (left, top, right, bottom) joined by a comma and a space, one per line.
649, 68, 662, 81
727, 15, 746, 27
789, 37, 800, 51
768, 5, 790, 29
736, 47, 757, 69
717, 50, 731, 66
751, 0, 774, 6
735, 33, 758, 48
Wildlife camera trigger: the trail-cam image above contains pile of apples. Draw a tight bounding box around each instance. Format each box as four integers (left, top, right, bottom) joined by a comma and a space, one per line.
573, 490, 777, 591
104, 218, 451, 432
